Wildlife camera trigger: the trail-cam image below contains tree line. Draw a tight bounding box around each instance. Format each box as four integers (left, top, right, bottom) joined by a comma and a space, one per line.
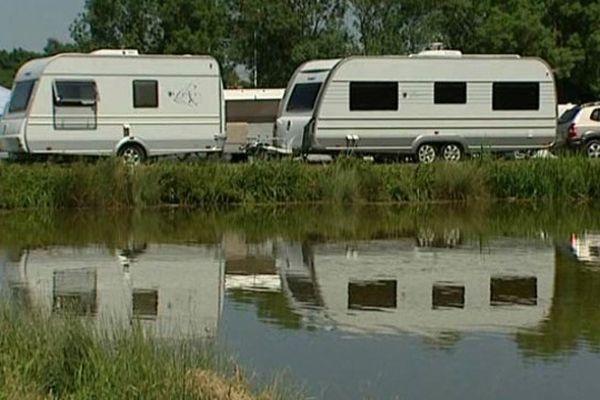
1, 0, 599, 102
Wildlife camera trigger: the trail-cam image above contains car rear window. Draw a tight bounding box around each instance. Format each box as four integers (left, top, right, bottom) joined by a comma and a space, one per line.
558, 106, 581, 124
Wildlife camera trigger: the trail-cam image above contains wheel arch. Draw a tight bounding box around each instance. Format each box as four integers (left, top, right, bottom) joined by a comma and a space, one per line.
115, 137, 149, 157
411, 135, 469, 155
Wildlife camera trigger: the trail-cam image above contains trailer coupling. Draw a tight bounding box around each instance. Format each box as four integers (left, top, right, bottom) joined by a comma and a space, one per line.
241, 140, 293, 157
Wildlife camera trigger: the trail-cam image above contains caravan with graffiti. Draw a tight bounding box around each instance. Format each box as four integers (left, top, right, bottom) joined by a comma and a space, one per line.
0, 50, 226, 163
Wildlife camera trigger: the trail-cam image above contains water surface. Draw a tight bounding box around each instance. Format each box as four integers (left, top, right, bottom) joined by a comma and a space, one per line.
1, 205, 600, 399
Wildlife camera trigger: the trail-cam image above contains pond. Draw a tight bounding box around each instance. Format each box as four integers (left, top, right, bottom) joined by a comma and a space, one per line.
1, 204, 600, 399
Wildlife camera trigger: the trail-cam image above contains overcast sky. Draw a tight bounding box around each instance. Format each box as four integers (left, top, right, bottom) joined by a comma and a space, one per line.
0, 0, 84, 51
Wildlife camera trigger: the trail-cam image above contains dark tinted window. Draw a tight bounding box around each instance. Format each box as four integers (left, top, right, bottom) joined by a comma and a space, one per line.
434, 82, 467, 104
558, 106, 581, 124
491, 277, 537, 306
432, 284, 465, 309
54, 80, 97, 106
350, 82, 398, 111
9, 80, 36, 113
493, 82, 539, 110
132, 289, 159, 320
348, 280, 397, 310
286, 276, 323, 307
133, 80, 159, 108
591, 108, 600, 122
286, 82, 322, 112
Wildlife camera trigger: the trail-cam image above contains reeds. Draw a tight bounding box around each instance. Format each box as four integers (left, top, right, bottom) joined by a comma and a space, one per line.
1, 157, 599, 209
0, 304, 298, 400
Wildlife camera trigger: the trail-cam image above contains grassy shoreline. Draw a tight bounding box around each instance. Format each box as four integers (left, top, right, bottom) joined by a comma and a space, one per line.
0, 304, 297, 400
0, 157, 599, 209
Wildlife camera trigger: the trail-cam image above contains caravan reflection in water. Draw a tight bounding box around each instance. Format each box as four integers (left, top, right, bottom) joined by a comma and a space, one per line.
244, 235, 555, 338
2, 245, 223, 338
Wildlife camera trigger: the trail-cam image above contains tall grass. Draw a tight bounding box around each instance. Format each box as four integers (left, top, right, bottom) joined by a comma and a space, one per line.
1, 157, 600, 209
0, 304, 298, 400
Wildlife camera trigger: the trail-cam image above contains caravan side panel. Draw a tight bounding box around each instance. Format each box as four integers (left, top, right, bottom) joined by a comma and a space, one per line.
312, 57, 556, 154
12, 55, 225, 157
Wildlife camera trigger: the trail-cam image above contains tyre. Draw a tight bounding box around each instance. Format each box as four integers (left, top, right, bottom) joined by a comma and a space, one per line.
586, 140, 600, 159
118, 143, 147, 165
417, 144, 437, 164
441, 143, 463, 162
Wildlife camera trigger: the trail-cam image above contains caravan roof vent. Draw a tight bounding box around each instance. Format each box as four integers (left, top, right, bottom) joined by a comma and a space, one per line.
91, 49, 140, 56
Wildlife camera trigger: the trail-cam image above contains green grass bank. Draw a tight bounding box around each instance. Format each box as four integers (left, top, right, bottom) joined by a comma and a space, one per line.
0, 157, 599, 209
0, 304, 297, 400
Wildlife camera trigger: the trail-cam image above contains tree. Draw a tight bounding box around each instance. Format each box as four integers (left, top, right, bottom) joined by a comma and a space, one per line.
228, 0, 352, 87
160, 0, 229, 56
0, 48, 41, 88
71, 0, 164, 53
351, 0, 441, 55
543, 0, 600, 101
160, 0, 239, 86
43, 38, 80, 56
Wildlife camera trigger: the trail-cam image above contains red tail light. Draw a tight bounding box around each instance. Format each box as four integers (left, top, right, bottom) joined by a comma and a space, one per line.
568, 123, 577, 139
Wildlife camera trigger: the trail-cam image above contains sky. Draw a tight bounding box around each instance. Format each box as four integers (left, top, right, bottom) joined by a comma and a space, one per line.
0, 0, 84, 51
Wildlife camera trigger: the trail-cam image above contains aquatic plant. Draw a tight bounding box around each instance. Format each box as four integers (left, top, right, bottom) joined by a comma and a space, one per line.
0, 304, 299, 400
0, 157, 599, 209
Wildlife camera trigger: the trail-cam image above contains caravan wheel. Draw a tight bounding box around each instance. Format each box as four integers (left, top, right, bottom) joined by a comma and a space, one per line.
417, 144, 437, 164
118, 144, 147, 165
441, 144, 463, 162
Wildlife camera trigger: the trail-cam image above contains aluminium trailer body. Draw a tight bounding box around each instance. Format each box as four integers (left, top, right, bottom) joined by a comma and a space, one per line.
0, 50, 226, 161
273, 59, 341, 154
275, 52, 557, 161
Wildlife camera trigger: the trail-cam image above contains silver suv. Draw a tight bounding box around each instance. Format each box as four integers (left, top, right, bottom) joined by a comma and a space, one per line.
557, 102, 600, 158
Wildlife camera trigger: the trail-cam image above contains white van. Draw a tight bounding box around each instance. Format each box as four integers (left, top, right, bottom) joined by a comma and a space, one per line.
275, 52, 557, 162
0, 50, 226, 163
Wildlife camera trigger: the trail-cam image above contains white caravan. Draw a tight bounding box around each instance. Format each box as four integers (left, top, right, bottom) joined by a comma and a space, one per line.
275, 52, 557, 162
0, 50, 226, 162
275, 237, 555, 338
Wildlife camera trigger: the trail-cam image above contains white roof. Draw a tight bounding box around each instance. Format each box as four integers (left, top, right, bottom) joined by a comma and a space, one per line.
299, 59, 342, 73
0, 86, 10, 115
14, 52, 219, 82
224, 88, 284, 101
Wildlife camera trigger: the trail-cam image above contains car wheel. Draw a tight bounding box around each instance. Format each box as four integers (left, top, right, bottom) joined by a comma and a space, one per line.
441, 144, 463, 162
586, 140, 600, 159
118, 144, 147, 165
417, 144, 437, 164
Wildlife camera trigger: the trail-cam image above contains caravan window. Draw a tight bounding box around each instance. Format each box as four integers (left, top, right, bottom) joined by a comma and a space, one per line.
434, 82, 467, 104
348, 280, 397, 310
493, 82, 539, 110
9, 80, 36, 113
53, 80, 98, 130
53, 80, 97, 106
133, 80, 159, 108
286, 83, 322, 112
350, 82, 398, 111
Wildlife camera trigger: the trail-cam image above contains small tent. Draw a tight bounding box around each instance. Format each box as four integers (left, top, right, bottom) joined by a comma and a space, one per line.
0, 86, 11, 117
